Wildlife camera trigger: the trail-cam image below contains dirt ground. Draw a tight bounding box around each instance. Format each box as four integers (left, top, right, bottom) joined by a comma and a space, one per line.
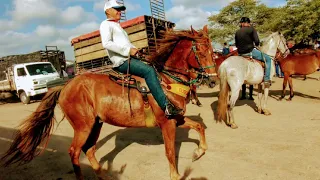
0, 72, 320, 180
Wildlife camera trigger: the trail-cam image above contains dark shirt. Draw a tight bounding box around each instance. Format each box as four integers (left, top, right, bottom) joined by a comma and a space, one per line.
235, 26, 260, 54
222, 47, 230, 55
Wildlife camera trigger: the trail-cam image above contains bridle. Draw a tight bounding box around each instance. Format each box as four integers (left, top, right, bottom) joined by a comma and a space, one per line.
161, 39, 217, 86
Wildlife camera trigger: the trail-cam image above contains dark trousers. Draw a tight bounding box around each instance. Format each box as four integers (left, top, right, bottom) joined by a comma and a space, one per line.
114, 58, 167, 109
241, 84, 253, 98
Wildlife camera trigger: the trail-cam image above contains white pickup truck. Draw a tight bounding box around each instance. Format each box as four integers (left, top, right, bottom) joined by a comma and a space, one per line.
0, 62, 61, 104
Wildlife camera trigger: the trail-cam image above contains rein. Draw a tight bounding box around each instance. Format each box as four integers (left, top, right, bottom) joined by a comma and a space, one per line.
160, 40, 216, 86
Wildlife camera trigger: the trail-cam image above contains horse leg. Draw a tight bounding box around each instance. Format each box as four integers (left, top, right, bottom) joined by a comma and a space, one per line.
288, 76, 294, 101
69, 129, 92, 180
257, 84, 263, 114
66, 111, 96, 180
177, 117, 207, 161
280, 74, 289, 100
227, 88, 240, 129
82, 119, 104, 179
161, 120, 180, 180
190, 86, 202, 107
261, 86, 271, 115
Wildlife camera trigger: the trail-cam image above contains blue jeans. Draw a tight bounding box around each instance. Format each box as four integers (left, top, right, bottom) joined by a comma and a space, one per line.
251, 48, 272, 81
114, 58, 167, 110
275, 63, 283, 77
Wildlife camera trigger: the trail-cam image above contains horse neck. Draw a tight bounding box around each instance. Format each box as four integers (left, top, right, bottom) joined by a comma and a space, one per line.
260, 39, 277, 57
160, 40, 193, 84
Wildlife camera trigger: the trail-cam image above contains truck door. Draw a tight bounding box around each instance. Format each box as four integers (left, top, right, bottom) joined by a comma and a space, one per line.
14, 65, 29, 91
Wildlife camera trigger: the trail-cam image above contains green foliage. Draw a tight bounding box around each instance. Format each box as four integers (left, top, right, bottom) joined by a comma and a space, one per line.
208, 0, 320, 45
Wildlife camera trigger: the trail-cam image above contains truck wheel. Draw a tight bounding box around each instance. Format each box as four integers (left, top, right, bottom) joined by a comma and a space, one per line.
20, 91, 31, 104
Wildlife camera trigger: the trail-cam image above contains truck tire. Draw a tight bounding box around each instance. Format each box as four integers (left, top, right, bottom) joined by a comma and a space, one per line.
20, 91, 31, 104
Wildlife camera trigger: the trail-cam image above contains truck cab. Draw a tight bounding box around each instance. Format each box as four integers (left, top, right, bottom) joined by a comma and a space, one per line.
10, 62, 60, 104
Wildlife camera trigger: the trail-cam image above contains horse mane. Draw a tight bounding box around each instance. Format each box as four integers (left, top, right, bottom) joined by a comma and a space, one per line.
148, 30, 204, 65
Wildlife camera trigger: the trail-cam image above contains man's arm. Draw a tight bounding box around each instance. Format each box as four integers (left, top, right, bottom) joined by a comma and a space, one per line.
100, 22, 133, 57
252, 27, 260, 46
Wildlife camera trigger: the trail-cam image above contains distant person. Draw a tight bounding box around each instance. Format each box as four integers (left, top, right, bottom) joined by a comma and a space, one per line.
240, 84, 254, 100
222, 42, 230, 55
314, 40, 319, 50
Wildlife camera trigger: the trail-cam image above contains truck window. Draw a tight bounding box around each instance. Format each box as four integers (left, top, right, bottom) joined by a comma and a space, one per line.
26, 63, 56, 76
17, 68, 27, 76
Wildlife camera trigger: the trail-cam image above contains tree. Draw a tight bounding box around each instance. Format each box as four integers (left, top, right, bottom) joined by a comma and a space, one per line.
208, 0, 274, 44
266, 0, 320, 43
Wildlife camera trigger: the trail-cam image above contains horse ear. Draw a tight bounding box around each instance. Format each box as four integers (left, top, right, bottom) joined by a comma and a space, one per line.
203, 25, 208, 34
191, 25, 197, 35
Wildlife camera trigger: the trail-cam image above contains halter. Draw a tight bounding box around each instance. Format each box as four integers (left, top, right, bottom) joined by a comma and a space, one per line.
161, 39, 216, 86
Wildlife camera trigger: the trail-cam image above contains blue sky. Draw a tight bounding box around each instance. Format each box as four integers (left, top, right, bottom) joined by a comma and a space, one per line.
0, 0, 286, 60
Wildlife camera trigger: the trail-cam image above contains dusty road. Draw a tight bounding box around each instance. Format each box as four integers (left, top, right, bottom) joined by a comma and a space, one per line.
0, 72, 320, 180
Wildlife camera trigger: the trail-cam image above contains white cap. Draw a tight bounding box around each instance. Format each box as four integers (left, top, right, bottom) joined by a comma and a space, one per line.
104, 0, 126, 12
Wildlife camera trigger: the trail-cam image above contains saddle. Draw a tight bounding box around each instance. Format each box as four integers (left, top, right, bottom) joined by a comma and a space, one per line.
109, 73, 149, 94
241, 56, 265, 68
109, 70, 157, 127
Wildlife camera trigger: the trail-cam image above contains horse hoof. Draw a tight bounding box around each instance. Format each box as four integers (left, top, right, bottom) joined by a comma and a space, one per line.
196, 103, 203, 107
286, 98, 292, 101
230, 123, 238, 129
257, 108, 262, 114
192, 148, 205, 162
262, 109, 271, 116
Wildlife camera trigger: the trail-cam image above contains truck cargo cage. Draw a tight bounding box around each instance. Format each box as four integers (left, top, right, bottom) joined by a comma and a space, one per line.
71, 15, 175, 75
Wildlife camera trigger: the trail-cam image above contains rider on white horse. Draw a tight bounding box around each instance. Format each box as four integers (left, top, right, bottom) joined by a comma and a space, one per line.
235, 17, 272, 87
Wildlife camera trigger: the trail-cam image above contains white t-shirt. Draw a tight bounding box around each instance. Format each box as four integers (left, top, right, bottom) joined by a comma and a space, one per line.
99, 19, 136, 67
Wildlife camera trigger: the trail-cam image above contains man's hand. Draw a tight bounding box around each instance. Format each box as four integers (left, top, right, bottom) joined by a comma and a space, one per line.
130, 48, 138, 56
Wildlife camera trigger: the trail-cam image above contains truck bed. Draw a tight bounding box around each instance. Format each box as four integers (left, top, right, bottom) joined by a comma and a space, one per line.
0, 80, 13, 91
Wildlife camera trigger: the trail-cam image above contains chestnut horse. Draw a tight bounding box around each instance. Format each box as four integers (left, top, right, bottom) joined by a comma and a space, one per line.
1, 26, 216, 180
278, 49, 320, 100
216, 32, 289, 129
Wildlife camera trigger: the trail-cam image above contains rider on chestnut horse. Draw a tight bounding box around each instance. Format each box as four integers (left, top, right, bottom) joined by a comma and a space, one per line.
100, 0, 181, 117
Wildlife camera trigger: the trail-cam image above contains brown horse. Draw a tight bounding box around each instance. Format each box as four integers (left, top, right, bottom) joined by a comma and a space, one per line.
1, 26, 216, 180
278, 49, 320, 100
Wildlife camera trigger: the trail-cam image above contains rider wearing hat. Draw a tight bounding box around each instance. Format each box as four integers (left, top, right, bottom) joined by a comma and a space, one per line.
99, 0, 182, 117
235, 17, 272, 86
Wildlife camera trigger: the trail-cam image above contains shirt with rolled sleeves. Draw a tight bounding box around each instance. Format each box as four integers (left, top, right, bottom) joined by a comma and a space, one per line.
100, 19, 136, 67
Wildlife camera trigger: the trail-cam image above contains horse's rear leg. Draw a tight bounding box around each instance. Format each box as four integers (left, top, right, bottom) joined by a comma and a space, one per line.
82, 119, 103, 178
69, 129, 91, 180
280, 74, 289, 100
288, 76, 294, 101
67, 115, 96, 180
161, 120, 180, 180
177, 117, 207, 161
227, 87, 240, 129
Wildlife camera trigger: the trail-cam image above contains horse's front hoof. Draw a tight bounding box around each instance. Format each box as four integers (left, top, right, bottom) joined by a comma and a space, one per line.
230, 123, 238, 129
257, 108, 262, 114
286, 98, 292, 101
196, 102, 203, 107
192, 148, 205, 162
262, 109, 271, 116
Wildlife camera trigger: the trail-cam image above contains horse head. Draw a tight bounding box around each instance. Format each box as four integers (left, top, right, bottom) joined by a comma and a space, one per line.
260, 32, 290, 60
149, 25, 217, 88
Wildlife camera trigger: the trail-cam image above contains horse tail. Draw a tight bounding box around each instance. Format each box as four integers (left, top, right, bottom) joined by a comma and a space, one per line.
216, 66, 229, 123
1, 86, 63, 166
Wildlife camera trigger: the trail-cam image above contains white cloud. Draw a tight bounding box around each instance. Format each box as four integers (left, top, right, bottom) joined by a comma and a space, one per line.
0, 20, 19, 31
60, 6, 96, 24
171, 0, 235, 8
0, 21, 100, 60
35, 25, 57, 37
94, 0, 141, 11
11, 0, 58, 22
166, 5, 212, 29
125, 2, 141, 11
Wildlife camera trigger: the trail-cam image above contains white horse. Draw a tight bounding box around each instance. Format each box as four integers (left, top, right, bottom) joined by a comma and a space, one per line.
216, 32, 289, 129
